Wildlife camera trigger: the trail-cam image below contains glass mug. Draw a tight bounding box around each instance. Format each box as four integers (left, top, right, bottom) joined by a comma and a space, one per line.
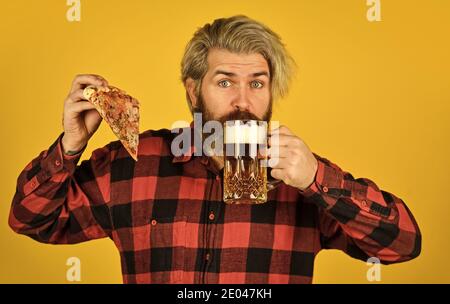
223, 120, 281, 204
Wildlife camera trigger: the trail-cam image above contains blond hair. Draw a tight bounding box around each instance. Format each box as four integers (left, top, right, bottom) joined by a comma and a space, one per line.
181, 15, 296, 113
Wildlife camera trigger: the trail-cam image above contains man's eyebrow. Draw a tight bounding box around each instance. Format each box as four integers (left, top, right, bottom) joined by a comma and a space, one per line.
252, 71, 270, 78
213, 70, 270, 78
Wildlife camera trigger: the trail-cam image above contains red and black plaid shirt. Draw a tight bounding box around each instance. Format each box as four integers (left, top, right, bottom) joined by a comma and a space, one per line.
9, 126, 421, 283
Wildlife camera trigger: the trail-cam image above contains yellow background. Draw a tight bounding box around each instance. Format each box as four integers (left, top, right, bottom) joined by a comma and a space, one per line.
1, 0, 449, 283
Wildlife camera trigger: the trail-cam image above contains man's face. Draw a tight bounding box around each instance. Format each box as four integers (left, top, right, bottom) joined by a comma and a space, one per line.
191, 48, 272, 123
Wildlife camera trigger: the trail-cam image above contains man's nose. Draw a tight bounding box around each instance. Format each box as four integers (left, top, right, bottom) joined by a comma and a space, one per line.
231, 86, 251, 111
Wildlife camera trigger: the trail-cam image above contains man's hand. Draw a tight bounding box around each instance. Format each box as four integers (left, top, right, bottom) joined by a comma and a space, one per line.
61, 74, 109, 154
268, 126, 318, 191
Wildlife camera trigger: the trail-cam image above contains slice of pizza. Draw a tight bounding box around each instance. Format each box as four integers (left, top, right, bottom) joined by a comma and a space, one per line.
83, 85, 140, 161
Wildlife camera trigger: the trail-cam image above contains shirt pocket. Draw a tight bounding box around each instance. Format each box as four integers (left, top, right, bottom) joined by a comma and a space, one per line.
149, 216, 187, 283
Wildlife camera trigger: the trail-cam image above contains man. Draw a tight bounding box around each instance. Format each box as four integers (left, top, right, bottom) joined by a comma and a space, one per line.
9, 15, 421, 284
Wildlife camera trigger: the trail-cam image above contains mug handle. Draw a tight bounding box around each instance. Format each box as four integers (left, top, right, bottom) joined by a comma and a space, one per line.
266, 164, 282, 191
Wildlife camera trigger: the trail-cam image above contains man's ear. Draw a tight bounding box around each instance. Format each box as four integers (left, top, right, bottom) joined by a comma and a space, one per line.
185, 78, 198, 109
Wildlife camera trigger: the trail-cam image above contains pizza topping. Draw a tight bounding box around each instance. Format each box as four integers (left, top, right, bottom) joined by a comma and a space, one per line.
83, 85, 140, 161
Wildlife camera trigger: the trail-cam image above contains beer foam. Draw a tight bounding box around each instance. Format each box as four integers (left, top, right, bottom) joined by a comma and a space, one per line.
224, 122, 267, 144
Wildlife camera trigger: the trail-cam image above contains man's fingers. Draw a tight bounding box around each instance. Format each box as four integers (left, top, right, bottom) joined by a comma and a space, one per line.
69, 101, 97, 114
269, 168, 284, 180
66, 89, 86, 104
70, 74, 108, 94
269, 125, 293, 136
267, 145, 290, 158
268, 134, 297, 147
268, 157, 289, 169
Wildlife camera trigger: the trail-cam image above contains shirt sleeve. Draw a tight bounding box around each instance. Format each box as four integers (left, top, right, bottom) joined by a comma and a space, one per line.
301, 153, 421, 264
8, 133, 113, 244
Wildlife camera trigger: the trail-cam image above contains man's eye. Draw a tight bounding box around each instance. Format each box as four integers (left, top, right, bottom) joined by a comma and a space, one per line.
218, 80, 231, 88
251, 81, 263, 89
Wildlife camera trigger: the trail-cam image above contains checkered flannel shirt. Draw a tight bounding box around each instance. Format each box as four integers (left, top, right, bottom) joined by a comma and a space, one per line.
9, 126, 421, 283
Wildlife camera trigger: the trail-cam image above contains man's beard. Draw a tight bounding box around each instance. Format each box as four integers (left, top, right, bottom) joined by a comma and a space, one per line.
192, 93, 273, 124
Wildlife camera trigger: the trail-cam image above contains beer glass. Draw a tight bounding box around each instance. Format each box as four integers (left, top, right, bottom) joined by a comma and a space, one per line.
223, 120, 280, 204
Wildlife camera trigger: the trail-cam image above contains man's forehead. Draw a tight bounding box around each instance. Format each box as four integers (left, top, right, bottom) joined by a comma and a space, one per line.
207, 49, 269, 74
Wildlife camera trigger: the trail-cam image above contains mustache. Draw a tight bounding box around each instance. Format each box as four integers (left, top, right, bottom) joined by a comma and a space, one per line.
192, 92, 272, 123
219, 109, 264, 123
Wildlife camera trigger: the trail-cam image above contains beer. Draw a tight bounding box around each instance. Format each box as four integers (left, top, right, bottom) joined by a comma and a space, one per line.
223, 120, 269, 204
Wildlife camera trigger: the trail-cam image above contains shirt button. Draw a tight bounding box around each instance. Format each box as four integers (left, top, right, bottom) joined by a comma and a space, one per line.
322, 186, 329, 193
151, 219, 157, 226
361, 200, 368, 207
30, 181, 36, 188
205, 253, 210, 261
209, 212, 215, 221
55, 160, 61, 166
